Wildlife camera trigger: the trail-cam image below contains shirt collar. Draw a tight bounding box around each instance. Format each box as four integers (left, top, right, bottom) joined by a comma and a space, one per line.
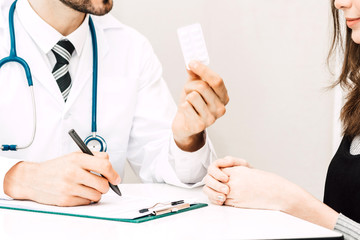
16, 0, 89, 56
62, 15, 89, 56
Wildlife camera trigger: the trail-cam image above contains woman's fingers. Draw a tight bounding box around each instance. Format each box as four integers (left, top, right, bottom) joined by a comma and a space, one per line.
203, 185, 226, 205
208, 156, 250, 183
204, 157, 251, 206
203, 174, 229, 195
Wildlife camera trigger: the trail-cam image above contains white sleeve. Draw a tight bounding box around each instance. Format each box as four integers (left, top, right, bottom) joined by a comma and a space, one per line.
126, 38, 215, 188
0, 156, 22, 199
169, 131, 216, 184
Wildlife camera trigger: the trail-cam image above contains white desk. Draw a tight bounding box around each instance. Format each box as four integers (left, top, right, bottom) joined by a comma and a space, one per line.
0, 184, 343, 240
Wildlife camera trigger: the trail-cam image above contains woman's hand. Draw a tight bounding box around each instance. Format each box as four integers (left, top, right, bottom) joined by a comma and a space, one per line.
222, 166, 295, 211
222, 166, 340, 229
203, 156, 250, 205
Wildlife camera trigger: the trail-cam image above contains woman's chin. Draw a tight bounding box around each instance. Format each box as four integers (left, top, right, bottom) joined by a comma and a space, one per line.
351, 31, 360, 44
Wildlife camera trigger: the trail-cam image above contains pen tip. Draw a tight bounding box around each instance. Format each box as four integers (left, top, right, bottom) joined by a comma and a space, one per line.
111, 185, 122, 196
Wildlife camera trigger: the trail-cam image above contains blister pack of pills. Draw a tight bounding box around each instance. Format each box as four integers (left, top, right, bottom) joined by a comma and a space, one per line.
177, 23, 209, 69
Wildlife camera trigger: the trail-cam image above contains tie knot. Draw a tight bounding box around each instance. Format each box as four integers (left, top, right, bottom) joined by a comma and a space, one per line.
52, 40, 75, 64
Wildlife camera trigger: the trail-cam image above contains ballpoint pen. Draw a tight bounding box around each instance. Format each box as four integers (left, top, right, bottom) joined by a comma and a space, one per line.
68, 129, 122, 196
139, 200, 185, 213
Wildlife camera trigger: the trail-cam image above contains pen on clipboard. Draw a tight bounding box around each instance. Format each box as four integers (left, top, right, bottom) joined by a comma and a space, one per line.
139, 200, 185, 213
68, 129, 122, 197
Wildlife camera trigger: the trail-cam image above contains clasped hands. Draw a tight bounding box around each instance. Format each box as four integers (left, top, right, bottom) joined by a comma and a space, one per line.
203, 156, 302, 213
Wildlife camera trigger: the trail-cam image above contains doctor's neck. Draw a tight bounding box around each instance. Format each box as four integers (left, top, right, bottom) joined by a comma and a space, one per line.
28, 0, 86, 36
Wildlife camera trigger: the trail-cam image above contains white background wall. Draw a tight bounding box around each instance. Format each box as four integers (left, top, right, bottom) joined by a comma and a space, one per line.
112, 0, 339, 200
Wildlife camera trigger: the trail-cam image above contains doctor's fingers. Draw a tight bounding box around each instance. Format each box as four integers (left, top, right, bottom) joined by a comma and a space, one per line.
184, 80, 226, 119
203, 185, 226, 205
187, 61, 229, 105
186, 91, 217, 127
75, 154, 121, 185
203, 174, 229, 195
72, 184, 103, 203
56, 184, 101, 206
180, 101, 208, 134
77, 169, 110, 194
56, 196, 92, 207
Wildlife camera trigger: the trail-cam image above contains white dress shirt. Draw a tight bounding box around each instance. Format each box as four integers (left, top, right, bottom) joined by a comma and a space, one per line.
0, 0, 216, 199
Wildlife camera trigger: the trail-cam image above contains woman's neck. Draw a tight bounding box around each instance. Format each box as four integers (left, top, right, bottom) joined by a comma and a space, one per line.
27, 0, 85, 36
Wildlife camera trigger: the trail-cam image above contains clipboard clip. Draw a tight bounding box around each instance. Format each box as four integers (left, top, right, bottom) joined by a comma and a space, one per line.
139, 200, 191, 216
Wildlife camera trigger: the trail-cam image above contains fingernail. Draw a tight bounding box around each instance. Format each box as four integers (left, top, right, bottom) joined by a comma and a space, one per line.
217, 195, 225, 202
221, 187, 228, 194
189, 60, 198, 70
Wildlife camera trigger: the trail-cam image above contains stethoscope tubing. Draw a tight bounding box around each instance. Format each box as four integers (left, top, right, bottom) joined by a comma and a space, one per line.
1, 1, 36, 151
1, 0, 105, 151
89, 18, 98, 134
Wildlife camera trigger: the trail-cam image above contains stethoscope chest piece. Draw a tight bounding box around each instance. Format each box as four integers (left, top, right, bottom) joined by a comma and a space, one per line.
85, 135, 107, 152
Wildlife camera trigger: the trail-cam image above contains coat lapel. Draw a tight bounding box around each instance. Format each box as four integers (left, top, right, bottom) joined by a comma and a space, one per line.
0, 2, 64, 108
16, 21, 65, 108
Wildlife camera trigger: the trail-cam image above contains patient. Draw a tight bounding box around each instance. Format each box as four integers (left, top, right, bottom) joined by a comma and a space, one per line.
203, 0, 360, 239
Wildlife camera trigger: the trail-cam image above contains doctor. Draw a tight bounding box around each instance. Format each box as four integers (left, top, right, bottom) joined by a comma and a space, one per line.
0, 0, 229, 206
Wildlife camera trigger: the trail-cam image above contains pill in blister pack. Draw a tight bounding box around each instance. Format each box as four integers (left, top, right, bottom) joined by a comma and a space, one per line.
177, 23, 209, 69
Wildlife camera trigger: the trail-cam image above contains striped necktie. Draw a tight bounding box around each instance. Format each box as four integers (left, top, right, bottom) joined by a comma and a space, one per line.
51, 40, 75, 102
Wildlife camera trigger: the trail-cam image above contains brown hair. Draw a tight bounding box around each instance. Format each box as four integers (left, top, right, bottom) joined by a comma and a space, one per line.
330, 0, 360, 137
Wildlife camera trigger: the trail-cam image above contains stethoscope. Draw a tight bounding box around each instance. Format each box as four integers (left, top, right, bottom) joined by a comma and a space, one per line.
0, 0, 107, 152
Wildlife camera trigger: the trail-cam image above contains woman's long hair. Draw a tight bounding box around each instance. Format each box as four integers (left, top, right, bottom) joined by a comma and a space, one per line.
330, 0, 360, 137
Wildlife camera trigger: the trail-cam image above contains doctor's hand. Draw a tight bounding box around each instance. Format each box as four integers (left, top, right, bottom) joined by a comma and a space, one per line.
203, 156, 250, 205
4, 152, 121, 207
172, 61, 229, 152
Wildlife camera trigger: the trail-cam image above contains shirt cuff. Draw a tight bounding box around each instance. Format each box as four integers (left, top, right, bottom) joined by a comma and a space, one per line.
169, 131, 217, 184
0, 156, 22, 200
170, 131, 211, 164
334, 213, 360, 239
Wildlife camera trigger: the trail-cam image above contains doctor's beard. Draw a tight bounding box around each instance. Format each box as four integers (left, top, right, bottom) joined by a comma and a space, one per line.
59, 0, 113, 16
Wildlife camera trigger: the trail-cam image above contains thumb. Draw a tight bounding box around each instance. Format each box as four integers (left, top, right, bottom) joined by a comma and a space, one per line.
187, 69, 199, 81
186, 60, 201, 81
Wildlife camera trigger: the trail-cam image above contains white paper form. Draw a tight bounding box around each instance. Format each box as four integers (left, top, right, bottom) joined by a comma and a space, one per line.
0, 192, 181, 220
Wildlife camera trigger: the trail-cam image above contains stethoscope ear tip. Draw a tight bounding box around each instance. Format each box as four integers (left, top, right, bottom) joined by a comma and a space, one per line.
1, 145, 17, 151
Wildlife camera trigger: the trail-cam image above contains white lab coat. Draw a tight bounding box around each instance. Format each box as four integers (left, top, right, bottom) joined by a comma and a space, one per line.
0, 1, 215, 198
